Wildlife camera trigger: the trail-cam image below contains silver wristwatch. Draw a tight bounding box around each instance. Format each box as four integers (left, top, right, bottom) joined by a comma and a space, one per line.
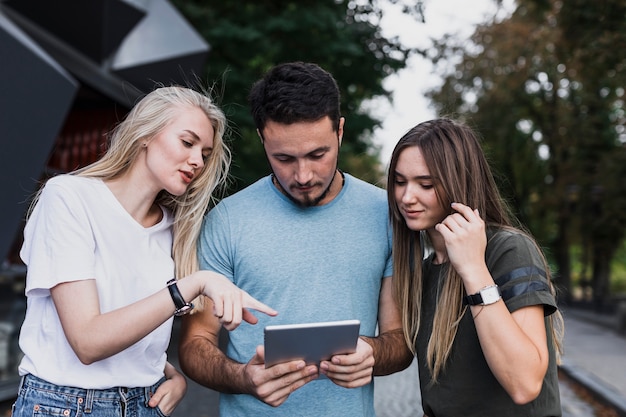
464, 285, 501, 306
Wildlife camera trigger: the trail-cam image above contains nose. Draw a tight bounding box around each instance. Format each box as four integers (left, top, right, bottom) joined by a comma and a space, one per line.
401, 183, 418, 205
189, 148, 204, 170
294, 159, 313, 185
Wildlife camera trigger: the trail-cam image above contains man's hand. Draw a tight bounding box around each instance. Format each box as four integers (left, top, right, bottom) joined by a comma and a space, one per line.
243, 345, 319, 407
318, 338, 375, 388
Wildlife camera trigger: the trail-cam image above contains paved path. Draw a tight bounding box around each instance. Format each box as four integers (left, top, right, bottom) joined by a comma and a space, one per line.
559, 308, 626, 415
372, 357, 598, 417
169, 309, 626, 416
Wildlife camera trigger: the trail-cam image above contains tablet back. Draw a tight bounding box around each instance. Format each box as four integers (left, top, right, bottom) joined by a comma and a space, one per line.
264, 319, 361, 368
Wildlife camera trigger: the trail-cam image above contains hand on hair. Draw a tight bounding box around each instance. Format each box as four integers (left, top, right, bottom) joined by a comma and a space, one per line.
435, 202, 488, 279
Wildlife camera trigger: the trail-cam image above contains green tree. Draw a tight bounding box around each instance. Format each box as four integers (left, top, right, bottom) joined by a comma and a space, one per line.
426, 0, 626, 304
559, 0, 626, 306
171, 0, 423, 191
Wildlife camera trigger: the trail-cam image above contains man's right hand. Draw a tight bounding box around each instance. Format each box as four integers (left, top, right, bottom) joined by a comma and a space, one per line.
243, 345, 319, 407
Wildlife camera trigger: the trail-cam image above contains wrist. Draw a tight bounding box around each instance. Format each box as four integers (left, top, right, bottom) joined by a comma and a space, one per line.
459, 265, 492, 295
167, 278, 194, 316
464, 284, 502, 306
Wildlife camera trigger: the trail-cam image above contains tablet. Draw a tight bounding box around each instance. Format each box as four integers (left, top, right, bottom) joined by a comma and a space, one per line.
264, 319, 361, 368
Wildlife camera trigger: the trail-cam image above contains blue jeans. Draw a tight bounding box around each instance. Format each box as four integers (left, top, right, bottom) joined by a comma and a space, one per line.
11, 374, 168, 417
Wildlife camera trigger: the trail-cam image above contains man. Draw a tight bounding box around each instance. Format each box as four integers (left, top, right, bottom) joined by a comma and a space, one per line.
178, 62, 412, 416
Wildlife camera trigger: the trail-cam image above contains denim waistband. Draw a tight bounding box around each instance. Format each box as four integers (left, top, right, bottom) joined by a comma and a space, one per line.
20, 374, 164, 412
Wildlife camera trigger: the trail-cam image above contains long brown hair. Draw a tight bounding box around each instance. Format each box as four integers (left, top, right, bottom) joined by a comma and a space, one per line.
387, 118, 563, 381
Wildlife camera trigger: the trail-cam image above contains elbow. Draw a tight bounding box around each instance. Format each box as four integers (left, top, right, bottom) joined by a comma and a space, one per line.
69, 340, 104, 365
74, 349, 100, 365
509, 381, 543, 405
77, 356, 96, 366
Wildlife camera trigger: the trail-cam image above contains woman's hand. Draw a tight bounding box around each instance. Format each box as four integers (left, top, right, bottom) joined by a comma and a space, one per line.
194, 271, 278, 331
435, 202, 488, 280
148, 362, 187, 415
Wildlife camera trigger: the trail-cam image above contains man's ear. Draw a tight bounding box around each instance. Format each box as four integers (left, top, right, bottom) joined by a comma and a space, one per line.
256, 128, 263, 143
338, 117, 345, 146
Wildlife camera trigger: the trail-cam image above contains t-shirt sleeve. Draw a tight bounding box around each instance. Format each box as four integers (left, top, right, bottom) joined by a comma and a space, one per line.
485, 230, 558, 316
197, 203, 234, 281
20, 178, 97, 297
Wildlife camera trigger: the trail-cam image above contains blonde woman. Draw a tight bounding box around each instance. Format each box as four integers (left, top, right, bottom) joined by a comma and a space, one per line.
387, 118, 563, 417
12, 86, 276, 417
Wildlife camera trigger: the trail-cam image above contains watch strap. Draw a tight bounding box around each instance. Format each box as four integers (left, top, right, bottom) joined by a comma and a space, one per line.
167, 278, 194, 316
463, 284, 501, 306
464, 292, 484, 306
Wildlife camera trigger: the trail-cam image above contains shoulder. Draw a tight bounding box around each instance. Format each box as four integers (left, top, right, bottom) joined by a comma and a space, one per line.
204, 176, 270, 224
217, 176, 270, 207
345, 173, 385, 193
486, 228, 557, 314
39, 175, 99, 203
486, 228, 542, 262
43, 174, 99, 193
485, 227, 547, 286
343, 174, 386, 202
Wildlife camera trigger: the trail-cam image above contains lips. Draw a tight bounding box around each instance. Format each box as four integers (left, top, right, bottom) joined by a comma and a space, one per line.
292, 182, 317, 193
180, 170, 194, 184
402, 208, 423, 219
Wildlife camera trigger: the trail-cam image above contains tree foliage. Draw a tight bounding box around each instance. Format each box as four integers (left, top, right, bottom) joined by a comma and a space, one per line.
426, 0, 626, 304
171, 0, 423, 190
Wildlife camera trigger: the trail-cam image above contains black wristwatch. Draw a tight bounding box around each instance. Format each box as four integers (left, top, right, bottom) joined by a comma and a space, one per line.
464, 285, 501, 306
167, 278, 194, 316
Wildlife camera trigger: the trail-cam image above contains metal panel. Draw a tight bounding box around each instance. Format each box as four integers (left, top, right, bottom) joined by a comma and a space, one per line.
0, 11, 78, 262
2, 0, 146, 63
111, 0, 209, 91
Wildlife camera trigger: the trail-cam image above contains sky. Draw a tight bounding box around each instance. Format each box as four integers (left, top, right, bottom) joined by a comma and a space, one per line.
371, 0, 515, 167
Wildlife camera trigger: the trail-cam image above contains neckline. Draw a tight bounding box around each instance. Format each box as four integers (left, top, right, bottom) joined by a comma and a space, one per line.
97, 178, 168, 230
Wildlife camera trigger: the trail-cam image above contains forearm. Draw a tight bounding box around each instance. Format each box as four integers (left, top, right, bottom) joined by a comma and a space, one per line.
474, 303, 548, 403
178, 314, 250, 394
361, 328, 413, 376
460, 267, 548, 402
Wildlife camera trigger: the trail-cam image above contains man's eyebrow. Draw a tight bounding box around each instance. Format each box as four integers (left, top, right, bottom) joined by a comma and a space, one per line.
272, 146, 331, 158
307, 146, 331, 155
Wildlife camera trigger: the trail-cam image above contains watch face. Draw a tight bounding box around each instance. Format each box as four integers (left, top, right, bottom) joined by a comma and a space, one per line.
480, 286, 501, 305
174, 304, 194, 316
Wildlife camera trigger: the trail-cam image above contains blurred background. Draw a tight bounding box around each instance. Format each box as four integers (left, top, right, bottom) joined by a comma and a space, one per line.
1, 0, 625, 414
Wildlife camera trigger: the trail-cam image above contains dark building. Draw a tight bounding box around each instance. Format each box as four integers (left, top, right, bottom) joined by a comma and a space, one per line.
0, 0, 210, 399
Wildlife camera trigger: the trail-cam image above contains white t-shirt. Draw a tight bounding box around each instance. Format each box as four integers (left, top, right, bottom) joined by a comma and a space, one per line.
18, 174, 175, 389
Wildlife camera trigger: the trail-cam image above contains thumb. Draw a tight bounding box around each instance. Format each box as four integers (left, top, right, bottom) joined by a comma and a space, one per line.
250, 345, 266, 366
148, 386, 165, 408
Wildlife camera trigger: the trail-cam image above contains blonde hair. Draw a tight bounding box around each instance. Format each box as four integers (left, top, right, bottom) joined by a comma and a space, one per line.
30, 86, 230, 307
387, 118, 563, 381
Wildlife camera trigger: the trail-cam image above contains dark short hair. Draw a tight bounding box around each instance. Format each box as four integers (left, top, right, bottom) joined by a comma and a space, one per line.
248, 62, 341, 133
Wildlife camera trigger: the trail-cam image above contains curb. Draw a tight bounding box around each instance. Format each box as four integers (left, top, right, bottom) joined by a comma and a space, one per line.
559, 360, 626, 417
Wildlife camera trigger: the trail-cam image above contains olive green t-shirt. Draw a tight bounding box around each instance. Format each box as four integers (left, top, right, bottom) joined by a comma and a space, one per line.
417, 228, 561, 417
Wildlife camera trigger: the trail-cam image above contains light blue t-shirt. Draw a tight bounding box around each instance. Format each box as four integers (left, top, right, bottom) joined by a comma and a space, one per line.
198, 173, 392, 416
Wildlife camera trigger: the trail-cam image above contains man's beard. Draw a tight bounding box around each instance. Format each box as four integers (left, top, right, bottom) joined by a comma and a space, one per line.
272, 169, 338, 207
